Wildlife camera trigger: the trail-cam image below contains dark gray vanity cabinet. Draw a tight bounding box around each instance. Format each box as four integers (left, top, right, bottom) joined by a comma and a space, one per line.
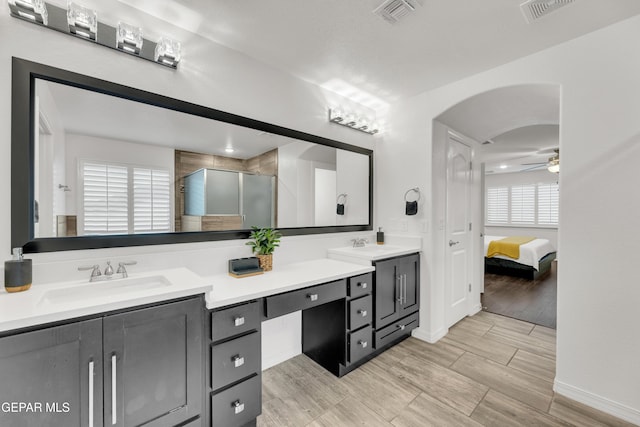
103, 297, 203, 427
0, 319, 103, 427
208, 300, 262, 427
0, 296, 204, 427
373, 253, 420, 348
301, 274, 374, 377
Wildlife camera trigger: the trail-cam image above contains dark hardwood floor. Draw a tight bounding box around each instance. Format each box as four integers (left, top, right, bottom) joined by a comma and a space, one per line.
481, 260, 557, 329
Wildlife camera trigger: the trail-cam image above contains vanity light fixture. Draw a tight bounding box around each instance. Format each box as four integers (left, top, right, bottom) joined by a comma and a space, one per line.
224, 147, 235, 153
8, 0, 48, 25
154, 37, 181, 68
7, 1, 183, 69
67, 2, 97, 41
328, 108, 380, 135
116, 21, 143, 55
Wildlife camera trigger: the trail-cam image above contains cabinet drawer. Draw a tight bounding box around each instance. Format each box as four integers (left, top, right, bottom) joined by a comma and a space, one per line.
265, 279, 346, 319
348, 273, 372, 299
211, 301, 260, 343
374, 311, 419, 349
211, 331, 261, 391
348, 295, 372, 331
348, 326, 373, 364
211, 375, 261, 427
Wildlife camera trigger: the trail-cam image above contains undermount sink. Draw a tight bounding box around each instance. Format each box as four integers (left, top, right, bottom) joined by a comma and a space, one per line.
39, 275, 172, 306
353, 245, 402, 252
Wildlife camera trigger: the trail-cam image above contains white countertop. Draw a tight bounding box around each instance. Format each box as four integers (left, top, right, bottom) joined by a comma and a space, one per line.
0, 267, 211, 333
205, 258, 374, 309
327, 243, 421, 266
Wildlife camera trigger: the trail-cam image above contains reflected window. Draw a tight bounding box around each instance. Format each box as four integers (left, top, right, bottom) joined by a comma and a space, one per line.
81, 161, 171, 235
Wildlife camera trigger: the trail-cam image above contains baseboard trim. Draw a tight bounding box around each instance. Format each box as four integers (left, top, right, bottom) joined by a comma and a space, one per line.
469, 303, 482, 315
554, 380, 640, 425
412, 326, 448, 343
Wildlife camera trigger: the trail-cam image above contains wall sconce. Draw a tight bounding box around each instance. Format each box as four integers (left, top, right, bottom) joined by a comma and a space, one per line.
328, 108, 380, 135
7, 0, 182, 69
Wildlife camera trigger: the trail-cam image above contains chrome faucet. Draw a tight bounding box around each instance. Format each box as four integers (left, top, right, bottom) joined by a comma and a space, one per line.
78, 260, 137, 282
351, 238, 369, 248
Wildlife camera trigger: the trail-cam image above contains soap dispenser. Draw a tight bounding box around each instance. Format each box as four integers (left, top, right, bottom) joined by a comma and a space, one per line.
376, 227, 385, 245
4, 247, 32, 293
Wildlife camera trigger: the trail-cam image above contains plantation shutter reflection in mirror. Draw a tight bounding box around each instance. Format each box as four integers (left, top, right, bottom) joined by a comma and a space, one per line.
82, 162, 129, 235
134, 168, 172, 233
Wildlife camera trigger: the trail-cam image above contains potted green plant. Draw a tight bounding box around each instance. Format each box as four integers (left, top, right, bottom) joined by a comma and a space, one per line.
245, 226, 282, 272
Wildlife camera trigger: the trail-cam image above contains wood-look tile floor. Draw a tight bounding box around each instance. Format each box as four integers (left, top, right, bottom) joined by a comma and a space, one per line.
257, 311, 635, 427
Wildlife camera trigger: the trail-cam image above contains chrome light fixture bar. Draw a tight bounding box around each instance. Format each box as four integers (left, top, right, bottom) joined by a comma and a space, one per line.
328, 108, 380, 135
7, 0, 181, 69
8, 0, 48, 25
67, 2, 96, 40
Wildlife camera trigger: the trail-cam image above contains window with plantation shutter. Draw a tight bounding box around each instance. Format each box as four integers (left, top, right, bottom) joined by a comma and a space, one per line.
537, 183, 559, 225
83, 162, 129, 235
81, 161, 171, 235
485, 182, 558, 227
510, 184, 536, 224
133, 168, 171, 233
486, 187, 509, 224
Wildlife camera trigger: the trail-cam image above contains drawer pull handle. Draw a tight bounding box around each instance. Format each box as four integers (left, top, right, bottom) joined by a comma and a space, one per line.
232, 400, 245, 415
308, 294, 319, 302
234, 316, 245, 327
398, 324, 406, 330
358, 309, 368, 317
359, 282, 368, 289
358, 340, 368, 348
232, 355, 245, 368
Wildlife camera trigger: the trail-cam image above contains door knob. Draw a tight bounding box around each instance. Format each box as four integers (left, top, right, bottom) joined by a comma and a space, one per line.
449, 240, 460, 247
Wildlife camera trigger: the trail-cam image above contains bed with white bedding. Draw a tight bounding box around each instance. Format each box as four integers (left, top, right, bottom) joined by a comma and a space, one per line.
484, 235, 556, 280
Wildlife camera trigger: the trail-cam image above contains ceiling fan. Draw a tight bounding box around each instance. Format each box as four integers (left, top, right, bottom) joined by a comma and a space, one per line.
520, 148, 560, 173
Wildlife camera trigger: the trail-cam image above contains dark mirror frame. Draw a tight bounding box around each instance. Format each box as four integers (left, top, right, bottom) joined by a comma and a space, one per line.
11, 57, 374, 253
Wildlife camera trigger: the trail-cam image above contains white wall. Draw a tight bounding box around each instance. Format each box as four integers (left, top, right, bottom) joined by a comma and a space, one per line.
0, 14, 375, 369
484, 169, 559, 250
380, 15, 640, 423
336, 149, 370, 226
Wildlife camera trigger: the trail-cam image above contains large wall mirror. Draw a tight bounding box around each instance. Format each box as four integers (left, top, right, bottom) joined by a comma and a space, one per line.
11, 58, 373, 253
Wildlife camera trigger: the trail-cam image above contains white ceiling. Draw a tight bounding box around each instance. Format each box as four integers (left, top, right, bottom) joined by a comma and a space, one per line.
481, 124, 559, 174
47, 0, 640, 108
40, 80, 297, 159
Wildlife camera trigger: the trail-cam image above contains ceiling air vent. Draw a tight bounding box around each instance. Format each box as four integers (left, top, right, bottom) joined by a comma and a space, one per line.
520, 0, 575, 23
373, 0, 420, 24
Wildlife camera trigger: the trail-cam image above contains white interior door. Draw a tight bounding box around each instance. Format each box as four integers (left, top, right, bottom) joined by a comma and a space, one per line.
445, 133, 473, 327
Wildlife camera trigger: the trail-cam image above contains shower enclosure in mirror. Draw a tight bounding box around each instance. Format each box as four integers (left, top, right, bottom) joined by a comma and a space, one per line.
12, 58, 373, 252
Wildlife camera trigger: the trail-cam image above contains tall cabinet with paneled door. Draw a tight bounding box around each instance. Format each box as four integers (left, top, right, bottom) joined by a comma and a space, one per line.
0, 296, 204, 427
373, 253, 420, 349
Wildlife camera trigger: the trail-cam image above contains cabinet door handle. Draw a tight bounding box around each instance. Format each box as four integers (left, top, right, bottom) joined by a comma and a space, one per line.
232, 355, 245, 368
359, 282, 368, 289
357, 309, 367, 317
234, 316, 245, 327
111, 354, 117, 425
358, 340, 368, 348
402, 274, 407, 305
232, 400, 245, 415
307, 293, 319, 302
396, 275, 402, 302
88, 360, 94, 427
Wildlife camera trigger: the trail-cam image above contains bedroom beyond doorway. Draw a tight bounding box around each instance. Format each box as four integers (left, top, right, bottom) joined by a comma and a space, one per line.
481, 260, 557, 329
